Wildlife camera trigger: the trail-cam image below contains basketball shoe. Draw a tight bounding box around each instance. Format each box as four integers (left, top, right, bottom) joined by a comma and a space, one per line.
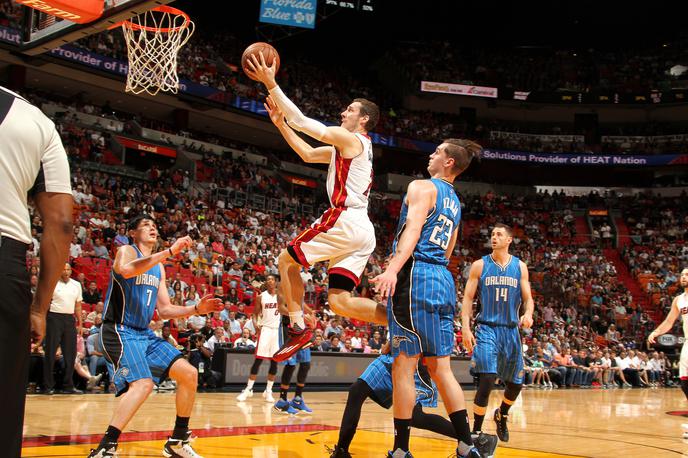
162, 430, 202, 458
274, 398, 299, 415
493, 410, 509, 442
452, 447, 482, 458
272, 324, 314, 362
263, 390, 275, 402
387, 449, 413, 458
471, 432, 498, 458
682, 423, 688, 439
290, 395, 313, 413
88, 442, 118, 457
326, 444, 352, 458
237, 388, 253, 401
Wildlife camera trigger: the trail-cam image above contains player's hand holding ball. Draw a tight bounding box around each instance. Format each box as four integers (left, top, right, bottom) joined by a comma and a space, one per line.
170, 235, 193, 256
243, 43, 280, 89
195, 294, 224, 315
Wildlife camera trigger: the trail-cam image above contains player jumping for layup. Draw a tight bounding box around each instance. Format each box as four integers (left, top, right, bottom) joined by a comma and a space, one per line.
88, 215, 223, 458
647, 268, 688, 438
461, 224, 535, 443
237, 275, 280, 403
373, 139, 483, 458
247, 53, 386, 362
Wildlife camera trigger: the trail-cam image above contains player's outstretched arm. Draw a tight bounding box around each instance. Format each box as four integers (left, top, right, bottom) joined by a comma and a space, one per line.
156, 267, 223, 320
648, 296, 680, 344
461, 259, 483, 352
249, 53, 360, 155
519, 261, 535, 329
264, 96, 332, 164
114, 236, 192, 279
371, 180, 434, 298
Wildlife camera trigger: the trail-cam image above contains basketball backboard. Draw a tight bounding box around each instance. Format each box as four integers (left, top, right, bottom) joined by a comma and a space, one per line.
17, 0, 174, 55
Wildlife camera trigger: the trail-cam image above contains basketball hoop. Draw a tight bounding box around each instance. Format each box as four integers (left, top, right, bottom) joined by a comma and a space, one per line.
120, 5, 194, 96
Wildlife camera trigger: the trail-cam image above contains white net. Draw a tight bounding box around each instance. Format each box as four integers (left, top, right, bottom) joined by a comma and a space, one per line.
121, 6, 194, 96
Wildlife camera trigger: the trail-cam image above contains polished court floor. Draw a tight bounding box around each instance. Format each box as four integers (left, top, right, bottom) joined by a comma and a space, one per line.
22, 387, 688, 457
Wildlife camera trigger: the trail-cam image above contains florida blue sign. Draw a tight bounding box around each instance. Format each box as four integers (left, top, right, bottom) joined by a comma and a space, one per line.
259, 0, 317, 29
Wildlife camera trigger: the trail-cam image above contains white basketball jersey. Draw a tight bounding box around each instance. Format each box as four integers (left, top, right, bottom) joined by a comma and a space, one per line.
259, 291, 280, 329
326, 133, 373, 210
677, 293, 688, 338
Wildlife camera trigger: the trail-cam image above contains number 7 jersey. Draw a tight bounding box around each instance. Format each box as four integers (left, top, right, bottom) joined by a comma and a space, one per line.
392, 178, 461, 266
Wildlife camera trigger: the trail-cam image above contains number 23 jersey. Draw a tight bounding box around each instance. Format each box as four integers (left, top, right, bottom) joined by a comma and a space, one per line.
392, 178, 461, 266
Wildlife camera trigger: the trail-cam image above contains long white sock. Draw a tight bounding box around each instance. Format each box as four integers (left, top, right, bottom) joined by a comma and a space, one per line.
266, 380, 274, 392
289, 311, 305, 329
246, 379, 255, 390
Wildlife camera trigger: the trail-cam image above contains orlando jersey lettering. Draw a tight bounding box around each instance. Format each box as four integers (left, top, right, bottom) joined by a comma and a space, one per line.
103, 245, 161, 329
477, 255, 522, 326
392, 178, 460, 266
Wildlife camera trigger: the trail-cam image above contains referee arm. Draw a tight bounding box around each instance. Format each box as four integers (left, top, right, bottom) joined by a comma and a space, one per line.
31, 193, 74, 344
461, 260, 483, 353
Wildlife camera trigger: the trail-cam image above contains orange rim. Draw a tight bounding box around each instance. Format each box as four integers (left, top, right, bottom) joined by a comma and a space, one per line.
117, 5, 191, 33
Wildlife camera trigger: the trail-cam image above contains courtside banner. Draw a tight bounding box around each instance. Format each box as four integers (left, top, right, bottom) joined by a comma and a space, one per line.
259, 0, 317, 29
223, 350, 474, 385
420, 80, 498, 98
481, 149, 688, 167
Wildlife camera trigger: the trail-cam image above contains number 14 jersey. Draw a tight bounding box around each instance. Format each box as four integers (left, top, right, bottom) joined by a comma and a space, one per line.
392, 178, 461, 266
477, 254, 522, 327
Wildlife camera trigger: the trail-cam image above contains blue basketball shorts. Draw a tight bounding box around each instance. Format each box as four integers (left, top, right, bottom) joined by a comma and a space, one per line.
359, 354, 438, 409
387, 260, 456, 358
471, 323, 524, 384
101, 323, 182, 396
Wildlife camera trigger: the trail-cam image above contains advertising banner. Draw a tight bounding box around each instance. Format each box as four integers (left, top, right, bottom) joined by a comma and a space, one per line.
259, 0, 317, 29
420, 80, 498, 98
481, 149, 688, 167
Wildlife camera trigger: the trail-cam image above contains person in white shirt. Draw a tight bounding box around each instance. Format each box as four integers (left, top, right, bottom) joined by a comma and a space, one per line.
69, 235, 83, 259
43, 263, 83, 394
204, 327, 229, 354
233, 327, 256, 350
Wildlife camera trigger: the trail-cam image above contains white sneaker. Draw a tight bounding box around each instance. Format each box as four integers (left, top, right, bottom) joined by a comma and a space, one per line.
263, 390, 275, 402
681, 423, 688, 439
237, 388, 253, 402
163, 432, 202, 458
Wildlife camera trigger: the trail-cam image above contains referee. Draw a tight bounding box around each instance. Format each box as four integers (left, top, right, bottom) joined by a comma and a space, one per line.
43, 263, 83, 395
0, 85, 73, 457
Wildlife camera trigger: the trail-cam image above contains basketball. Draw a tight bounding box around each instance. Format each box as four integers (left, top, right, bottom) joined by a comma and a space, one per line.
242, 42, 280, 81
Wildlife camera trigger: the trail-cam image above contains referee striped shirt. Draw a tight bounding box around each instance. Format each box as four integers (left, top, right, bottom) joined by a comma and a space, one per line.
0, 86, 71, 244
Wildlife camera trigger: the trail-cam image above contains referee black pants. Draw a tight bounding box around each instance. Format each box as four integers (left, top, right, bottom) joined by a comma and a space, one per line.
43, 312, 77, 390
0, 236, 31, 458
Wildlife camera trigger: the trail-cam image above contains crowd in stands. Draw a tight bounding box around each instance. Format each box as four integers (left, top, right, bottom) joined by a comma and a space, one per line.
19, 86, 686, 393
389, 39, 688, 94
4, 0, 687, 156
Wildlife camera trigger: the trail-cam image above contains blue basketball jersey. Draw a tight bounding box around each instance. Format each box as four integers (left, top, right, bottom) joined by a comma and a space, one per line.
477, 255, 522, 326
392, 178, 461, 266
103, 245, 161, 330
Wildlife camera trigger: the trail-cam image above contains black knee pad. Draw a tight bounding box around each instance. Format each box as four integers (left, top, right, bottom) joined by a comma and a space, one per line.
348, 379, 372, 404
474, 374, 497, 407
281, 364, 296, 386
504, 381, 523, 402
297, 362, 311, 384
250, 358, 263, 376
268, 360, 278, 376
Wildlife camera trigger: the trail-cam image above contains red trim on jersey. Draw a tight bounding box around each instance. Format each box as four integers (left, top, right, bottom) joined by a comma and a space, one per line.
289, 207, 345, 267
681, 376, 688, 381
328, 267, 360, 286
363, 170, 374, 197
332, 150, 353, 208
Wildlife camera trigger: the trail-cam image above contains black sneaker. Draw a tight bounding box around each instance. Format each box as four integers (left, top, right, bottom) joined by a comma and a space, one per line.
326, 444, 352, 458
493, 410, 509, 442
472, 432, 498, 458
87, 442, 118, 457
453, 446, 482, 458
163, 430, 202, 458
